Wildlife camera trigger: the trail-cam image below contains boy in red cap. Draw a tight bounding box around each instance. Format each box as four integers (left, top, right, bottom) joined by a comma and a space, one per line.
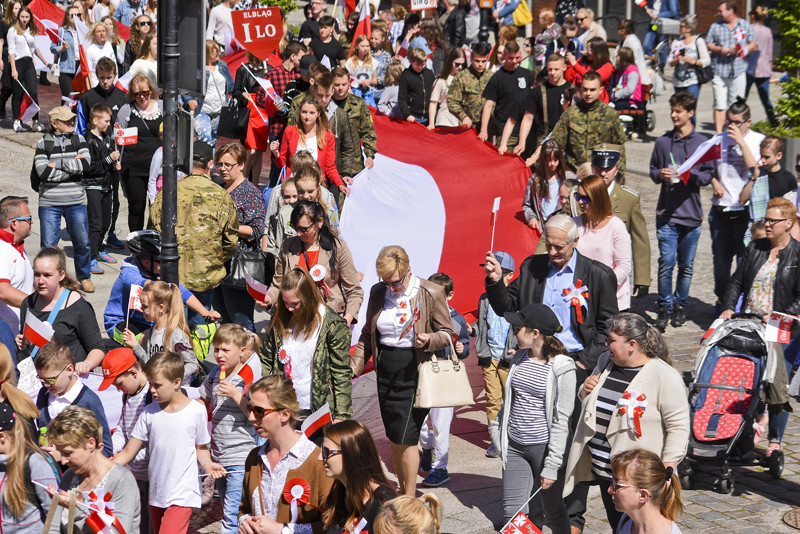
100, 347, 151, 534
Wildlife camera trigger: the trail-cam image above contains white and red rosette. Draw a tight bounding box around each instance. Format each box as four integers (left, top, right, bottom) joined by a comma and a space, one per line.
283, 478, 312, 524
309, 264, 331, 299
562, 279, 590, 323
616, 390, 647, 438
85, 490, 126, 534
278, 347, 292, 379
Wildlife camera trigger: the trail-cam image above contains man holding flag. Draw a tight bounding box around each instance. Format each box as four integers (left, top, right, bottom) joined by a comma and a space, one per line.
648, 92, 714, 331
705, 0, 755, 133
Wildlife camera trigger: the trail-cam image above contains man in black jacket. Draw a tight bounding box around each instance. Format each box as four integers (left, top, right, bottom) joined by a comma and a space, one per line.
76, 57, 127, 250
442, 0, 466, 48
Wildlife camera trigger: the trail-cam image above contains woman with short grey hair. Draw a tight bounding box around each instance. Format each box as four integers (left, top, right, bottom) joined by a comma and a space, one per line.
670, 13, 710, 116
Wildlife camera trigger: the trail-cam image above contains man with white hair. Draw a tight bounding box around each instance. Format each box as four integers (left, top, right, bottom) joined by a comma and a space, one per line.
576, 7, 607, 47
483, 213, 618, 533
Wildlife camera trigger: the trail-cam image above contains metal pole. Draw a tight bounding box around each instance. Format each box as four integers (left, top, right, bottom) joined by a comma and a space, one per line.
160, 0, 180, 284
478, 6, 490, 44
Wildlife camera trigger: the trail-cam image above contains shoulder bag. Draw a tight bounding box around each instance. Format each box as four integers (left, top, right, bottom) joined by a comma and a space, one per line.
512, 0, 533, 27
224, 247, 267, 288
218, 98, 250, 140
415, 336, 475, 408
694, 38, 713, 85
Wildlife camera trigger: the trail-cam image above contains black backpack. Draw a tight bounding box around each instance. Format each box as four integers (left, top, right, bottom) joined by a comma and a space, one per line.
29, 133, 82, 192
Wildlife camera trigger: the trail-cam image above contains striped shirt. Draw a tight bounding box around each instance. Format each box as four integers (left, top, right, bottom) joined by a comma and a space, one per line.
508, 357, 552, 445
33, 133, 91, 207
199, 367, 257, 466
587, 364, 642, 479
111, 381, 150, 481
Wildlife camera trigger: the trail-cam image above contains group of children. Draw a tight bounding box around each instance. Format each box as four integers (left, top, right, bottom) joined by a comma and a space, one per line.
31, 319, 261, 534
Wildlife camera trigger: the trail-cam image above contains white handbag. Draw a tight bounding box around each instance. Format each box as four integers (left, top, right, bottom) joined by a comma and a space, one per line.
414, 337, 475, 409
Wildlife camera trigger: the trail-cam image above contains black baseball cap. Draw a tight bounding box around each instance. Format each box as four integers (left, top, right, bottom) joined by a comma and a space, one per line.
504, 304, 563, 336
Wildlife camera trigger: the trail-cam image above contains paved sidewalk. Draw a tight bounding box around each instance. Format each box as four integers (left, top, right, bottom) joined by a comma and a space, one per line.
0, 72, 797, 533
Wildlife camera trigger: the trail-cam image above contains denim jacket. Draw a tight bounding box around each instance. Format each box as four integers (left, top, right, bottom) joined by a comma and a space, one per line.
51, 27, 77, 74
113, 0, 143, 27
182, 60, 234, 112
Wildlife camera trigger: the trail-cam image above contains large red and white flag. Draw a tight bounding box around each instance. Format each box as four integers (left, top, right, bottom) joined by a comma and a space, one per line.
28, 0, 66, 39
18, 83, 40, 123
676, 132, 726, 184
128, 284, 143, 312
33, 14, 60, 44
234, 353, 262, 394
72, 15, 93, 93
348, 0, 371, 56
341, 111, 534, 340
301, 403, 332, 437
23, 312, 55, 349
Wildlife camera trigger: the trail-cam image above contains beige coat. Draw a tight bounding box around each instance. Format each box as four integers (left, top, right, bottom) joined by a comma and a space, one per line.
563, 352, 690, 495
352, 277, 454, 375
267, 236, 364, 320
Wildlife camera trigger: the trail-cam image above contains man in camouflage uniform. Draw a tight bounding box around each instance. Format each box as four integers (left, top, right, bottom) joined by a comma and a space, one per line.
288, 70, 358, 189
447, 42, 492, 130
548, 71, 627, 175
149, 142, 238, 324
331, 66, 378, 175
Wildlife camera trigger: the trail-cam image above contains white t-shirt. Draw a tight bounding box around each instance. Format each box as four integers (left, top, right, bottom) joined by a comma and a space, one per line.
206, 4, 233, 45
714, 129, 765, 208
297, 134, 319, 162
0, 238, 33, 335
280, 305, 325, 410
132, 400, 211, 508
87, 42, 118, 86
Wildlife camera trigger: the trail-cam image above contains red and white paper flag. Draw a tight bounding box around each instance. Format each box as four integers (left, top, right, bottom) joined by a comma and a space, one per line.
23, 312, 55, 349
489, 196, 501, 226
399, 302, 421, 339
128, 284, 143, 312
301, 402, 332, 438
766, 312, 796, 343
702, 318, 724, 340
635, 0, 648, 7
19, 86, 40, 124
114, 127, 138, 146
244, 269, 268, 302
234, 352, 262, 394
397, 35, 410, 58
676, 133, 726, 184
501, 512, 542, 534
348, 0, 371, 56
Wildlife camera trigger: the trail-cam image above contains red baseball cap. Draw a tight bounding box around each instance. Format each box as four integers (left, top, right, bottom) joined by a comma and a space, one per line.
100, 347, 138, 391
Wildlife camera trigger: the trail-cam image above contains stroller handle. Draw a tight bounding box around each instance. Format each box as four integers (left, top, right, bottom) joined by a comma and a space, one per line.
730, 312, 765, 322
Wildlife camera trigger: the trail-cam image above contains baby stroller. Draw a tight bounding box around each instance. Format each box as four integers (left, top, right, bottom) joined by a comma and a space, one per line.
679, 316, 784, 494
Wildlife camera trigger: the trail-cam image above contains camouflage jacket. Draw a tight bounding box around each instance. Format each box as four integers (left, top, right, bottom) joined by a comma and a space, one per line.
258, 306, 353, 419
447, 66, 492, 127
549, 99, 627, 176
149, 173, 239, 293
288, 92, 359, 177
337, 93, 378, 175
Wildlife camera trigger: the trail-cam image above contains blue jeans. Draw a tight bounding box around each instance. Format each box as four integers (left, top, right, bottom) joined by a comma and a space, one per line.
745, 74, 776, 125
657, 223, 702, 310
195, 112, 221, 147
708, 207, 749, 301
39, 204, 92, 281
213, 284, 255, 331
216, 465, 245, 534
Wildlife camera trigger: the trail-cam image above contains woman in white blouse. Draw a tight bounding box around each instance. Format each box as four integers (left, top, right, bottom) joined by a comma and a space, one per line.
85, 22, 118, 86
8, 6, 51, 132
184, 39, 234, 147
128, 33, 157, 86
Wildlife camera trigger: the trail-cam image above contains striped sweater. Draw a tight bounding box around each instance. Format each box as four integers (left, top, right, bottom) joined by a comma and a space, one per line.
33, 132, 91, 207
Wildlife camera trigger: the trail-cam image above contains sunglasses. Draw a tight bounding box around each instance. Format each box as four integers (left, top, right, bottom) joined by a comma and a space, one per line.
573, 192, 591, 204
290, 222, 315, 233
7, 216, 32, 224
577, 17, 586, 22
39, 365, 70, 386
138, 21, 152, 26
133, 90, 150, 98
454, 62, 466, 67
247, 404, 281, 418
610, 478, 635, 492
380, 272, 407, 289
321, 446, 342, 461
764, 217, 789, 225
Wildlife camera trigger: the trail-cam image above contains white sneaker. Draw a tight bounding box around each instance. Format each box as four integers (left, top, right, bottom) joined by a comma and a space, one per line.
12, 120, 22, 133
33, 121, 45, 132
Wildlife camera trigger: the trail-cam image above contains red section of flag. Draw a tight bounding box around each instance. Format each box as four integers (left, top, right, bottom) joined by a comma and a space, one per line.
245, 95, 269, 151
222, 49, 248, 77
128, 284, 143, 312
19, 90, 40, 124
234, 353, 262, 394
349, 0, 371, 56
71, 16, 93, 94
346, 0, 356, 16
301, 403, 332, 437
636, 0, 647, 7
501, 512, 541, 534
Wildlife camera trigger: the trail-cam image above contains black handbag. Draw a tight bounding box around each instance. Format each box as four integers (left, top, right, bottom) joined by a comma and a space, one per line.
224, 248, 267, 289
694, 39, 713, 85
218, 100, 250, 140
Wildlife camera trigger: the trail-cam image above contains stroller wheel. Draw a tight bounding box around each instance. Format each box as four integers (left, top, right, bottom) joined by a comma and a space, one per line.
768, 450, 784, 479
679, 473, 694, 490
646, 110, 656, 132
717, 475, 734, 494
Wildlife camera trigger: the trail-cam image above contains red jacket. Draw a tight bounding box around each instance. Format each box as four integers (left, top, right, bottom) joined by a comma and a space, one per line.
277, 126, 343, 188
565, 58, 613, 103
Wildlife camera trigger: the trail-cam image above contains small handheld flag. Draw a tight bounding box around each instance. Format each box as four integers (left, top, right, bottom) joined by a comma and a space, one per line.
17, 81, 40, 124
490, 196, 501, 251
233, 353, 262, 394
125, 284, 143, 332
244, 269, 268, 303
24, 312, 55, 350
766, 312, 797, 343
301, 403, 332, 438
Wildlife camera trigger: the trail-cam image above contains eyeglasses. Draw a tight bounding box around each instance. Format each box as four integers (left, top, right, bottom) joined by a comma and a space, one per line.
576, 17, 586, 22
764, 217, 789, 225
133, 90, 150, 98
573, 192, 591, 204
380, 272, 407, 289
290, 222, 315, 233
610, 478, 635, 492
726, 118, 746, 126
321, 446, 342, 461
247, 404, 281, 418
216, 161, 237, 169
454, 62, 465, 68
7, 216, 32, 224
138, 21, 152, 26
39, 365, 69, 386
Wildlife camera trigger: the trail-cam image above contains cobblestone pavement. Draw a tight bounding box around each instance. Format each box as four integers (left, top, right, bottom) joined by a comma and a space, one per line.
0, 71, 796, 534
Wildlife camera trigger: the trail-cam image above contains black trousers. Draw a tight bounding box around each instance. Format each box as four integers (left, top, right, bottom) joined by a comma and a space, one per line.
58, 71, 75, 98
120, 168, 148, 231
86, 188, 112, 259
11, 57, 38, 122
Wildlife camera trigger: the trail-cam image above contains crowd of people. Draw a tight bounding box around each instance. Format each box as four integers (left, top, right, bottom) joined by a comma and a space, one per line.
0, 0, 796, 533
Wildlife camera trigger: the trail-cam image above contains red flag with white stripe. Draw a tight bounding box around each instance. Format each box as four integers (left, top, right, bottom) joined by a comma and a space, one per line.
233, 353, 262, 394
72, 15, 93, 93
245, 93, 269, 151
23, 312, 54, 349
676, 132, 726, 184
244, 269, 268, 302
18, 84, 40, 123
348, 0, 371, 56
301, 403, 332, 437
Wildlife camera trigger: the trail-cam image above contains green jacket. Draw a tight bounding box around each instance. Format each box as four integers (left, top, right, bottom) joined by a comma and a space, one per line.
289, 92, 359, 177
149, 173, 239, 293
549, 99, 627, 176
259, 306, 353, 420
337, 93, 378, 175
447, 66, 492, 128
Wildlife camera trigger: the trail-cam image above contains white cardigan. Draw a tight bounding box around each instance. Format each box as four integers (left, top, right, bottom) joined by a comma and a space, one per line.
563, 352, 690, 495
